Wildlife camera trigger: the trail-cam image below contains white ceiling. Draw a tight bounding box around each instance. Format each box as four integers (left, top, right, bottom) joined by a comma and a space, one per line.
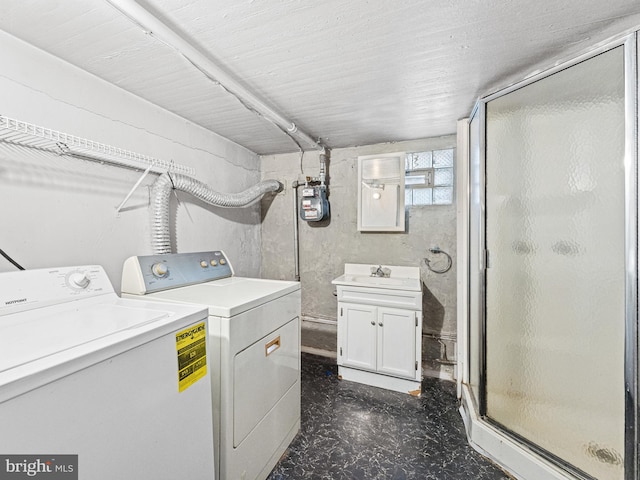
1, 1, 640, 155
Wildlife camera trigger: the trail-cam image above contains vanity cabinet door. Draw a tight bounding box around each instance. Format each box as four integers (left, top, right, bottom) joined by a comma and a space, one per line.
338, 302, 377, 371
376, 307, 417, 379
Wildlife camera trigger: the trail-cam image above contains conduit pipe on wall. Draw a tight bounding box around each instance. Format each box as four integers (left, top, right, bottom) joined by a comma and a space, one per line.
292, 180, 301, 281
291, 148, 330, 280
150, 172, 282, 254
319, 151, 327, 186
105, 0, 322, 151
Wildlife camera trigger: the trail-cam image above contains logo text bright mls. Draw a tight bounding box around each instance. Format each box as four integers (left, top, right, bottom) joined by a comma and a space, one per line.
0, 456, 77, 479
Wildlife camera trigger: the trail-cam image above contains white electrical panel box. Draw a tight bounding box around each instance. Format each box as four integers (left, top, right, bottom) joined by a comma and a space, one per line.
357, 152, 405, 232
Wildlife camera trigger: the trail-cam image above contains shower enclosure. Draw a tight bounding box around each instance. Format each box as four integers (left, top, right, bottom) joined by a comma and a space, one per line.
460, 32, 637, 480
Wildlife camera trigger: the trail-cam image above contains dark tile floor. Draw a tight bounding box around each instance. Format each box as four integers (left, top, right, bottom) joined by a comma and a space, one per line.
267, 354, 511, 480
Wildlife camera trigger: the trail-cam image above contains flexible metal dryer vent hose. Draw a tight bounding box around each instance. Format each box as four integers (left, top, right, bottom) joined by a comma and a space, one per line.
150, 172, 283, 254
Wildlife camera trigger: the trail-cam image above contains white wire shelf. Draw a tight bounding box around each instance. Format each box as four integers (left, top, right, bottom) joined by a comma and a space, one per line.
0, 115, 195, 175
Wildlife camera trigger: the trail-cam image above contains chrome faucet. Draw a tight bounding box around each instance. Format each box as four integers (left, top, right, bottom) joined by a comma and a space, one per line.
371, 265, 390, 278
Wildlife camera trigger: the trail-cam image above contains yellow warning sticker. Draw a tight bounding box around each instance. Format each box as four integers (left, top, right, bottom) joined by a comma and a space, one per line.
176, 322, 207, 392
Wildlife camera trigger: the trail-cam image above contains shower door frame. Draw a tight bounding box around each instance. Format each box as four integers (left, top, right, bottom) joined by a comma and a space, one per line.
466, 32, 638, 480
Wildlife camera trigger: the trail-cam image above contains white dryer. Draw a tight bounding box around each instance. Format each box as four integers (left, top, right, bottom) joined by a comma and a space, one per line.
0, 265, 215, 479
121, 251, 301, 480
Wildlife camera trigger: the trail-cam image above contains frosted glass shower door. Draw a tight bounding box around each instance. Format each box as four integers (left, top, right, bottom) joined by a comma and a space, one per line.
485, 47, 626, 480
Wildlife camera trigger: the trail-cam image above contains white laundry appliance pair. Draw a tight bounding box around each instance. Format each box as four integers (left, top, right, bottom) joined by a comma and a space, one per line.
0, 265, 215, 479
121, 250, 301, 480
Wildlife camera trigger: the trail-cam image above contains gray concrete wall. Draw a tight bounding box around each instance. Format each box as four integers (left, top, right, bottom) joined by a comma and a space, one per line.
260, 137, 457, 379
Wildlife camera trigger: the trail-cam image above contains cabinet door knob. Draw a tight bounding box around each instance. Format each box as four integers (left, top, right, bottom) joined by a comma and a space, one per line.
370, 320, 375, 325
378, 322, 383, 327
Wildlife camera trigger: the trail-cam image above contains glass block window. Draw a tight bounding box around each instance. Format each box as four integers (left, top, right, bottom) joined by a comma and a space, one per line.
405, 148, 454, 206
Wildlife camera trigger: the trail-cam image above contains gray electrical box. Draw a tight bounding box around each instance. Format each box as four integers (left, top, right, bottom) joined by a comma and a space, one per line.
300, 185, 329, 222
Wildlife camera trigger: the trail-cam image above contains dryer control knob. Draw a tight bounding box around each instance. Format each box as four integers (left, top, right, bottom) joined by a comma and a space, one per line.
151, 263, 169, 278
200, 261, 208, 268
69, 272, 91, 289
219, 259, 227, 265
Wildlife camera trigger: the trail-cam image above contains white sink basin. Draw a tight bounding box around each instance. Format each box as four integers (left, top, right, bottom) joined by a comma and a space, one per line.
332, 266, 421, 292
346, 275, 409, 287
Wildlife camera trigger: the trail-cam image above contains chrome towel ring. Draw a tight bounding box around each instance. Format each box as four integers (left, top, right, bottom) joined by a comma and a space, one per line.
424, 247, 452, 274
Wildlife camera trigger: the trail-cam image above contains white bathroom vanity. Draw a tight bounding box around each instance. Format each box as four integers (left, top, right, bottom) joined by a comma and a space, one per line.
332, 264, 423, 395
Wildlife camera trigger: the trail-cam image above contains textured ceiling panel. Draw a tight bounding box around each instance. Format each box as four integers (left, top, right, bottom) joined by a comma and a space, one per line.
1, 0, 639, 155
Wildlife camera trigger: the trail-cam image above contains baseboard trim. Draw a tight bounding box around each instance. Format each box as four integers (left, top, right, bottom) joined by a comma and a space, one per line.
301, 346, 337, 358
302, 316, 337, 326
423, 368, 455, 382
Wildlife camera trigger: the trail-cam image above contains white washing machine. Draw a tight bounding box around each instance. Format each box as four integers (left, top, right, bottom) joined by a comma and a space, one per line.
121, 251, 301, 480
0, 265, 215, 479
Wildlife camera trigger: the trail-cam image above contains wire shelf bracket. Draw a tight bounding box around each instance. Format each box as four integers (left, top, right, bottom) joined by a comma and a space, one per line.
0, 115, 195, 175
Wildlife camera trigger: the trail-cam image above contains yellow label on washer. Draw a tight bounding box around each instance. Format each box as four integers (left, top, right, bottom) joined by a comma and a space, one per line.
176, 322, 207, 392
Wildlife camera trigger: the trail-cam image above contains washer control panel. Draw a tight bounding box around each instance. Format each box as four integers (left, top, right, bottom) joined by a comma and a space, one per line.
0, 266, 113, 315
121, 251, 233, 295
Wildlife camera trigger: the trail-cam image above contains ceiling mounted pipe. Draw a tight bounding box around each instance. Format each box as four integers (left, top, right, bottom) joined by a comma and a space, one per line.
105, 0, 322, 151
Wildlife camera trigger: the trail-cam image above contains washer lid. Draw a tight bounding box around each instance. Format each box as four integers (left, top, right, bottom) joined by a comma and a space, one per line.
0, 298, 170, 374
147, 277, 300, 317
